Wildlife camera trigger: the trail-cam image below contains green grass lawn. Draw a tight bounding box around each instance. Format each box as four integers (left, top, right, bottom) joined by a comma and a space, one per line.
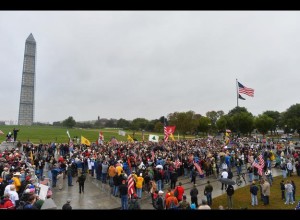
211, 175, 300, 210
0, 125, 194, 144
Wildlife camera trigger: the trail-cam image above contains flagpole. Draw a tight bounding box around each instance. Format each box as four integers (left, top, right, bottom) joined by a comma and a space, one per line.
236, 78, 239, 107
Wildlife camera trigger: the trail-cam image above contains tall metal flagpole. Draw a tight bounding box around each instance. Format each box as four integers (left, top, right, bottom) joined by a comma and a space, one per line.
236, 78, 239, 107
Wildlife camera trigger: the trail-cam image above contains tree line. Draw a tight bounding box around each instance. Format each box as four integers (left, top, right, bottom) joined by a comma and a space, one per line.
53, 103, 300, 138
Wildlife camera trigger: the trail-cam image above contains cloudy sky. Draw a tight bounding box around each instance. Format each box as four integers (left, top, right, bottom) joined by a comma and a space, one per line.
0, 11, 299, 124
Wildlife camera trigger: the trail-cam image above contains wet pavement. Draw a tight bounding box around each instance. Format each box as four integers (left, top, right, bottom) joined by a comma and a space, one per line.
49, 166, 283, 210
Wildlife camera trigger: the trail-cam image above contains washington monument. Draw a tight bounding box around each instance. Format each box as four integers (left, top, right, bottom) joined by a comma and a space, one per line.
18, 33, 36, 125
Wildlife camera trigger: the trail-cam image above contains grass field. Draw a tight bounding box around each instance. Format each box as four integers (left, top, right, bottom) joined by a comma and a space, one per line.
0, 125, 194, 144
211, 175, 300, 210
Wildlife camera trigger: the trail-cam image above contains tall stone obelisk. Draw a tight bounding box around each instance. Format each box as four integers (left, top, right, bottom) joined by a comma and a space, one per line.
18, 33, 36, 125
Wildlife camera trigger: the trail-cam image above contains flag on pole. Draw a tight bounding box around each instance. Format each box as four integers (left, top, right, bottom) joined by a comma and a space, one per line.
169, 133, 175, 141
238, 94, 246, 100
0, 130, 4, 135
127, 174, 135, 197
149, 135, 159, 142
81, 136, 91, 146
238, 81, 254, 97
164, 126, 176, 142
127, 135, 134, 142
66, 130, 71, 139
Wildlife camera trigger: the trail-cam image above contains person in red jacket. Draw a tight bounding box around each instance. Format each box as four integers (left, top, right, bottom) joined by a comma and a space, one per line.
0, 193, 15, 209
174, 182, 185, 202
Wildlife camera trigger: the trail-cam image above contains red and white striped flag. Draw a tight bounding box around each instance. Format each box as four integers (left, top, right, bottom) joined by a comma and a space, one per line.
127, 174, 135, 197
258, 154, 265, 168
174, 158, 182, 169
164, 126, 176, 142
193, 162, 204, 176
252, 155, 264, 176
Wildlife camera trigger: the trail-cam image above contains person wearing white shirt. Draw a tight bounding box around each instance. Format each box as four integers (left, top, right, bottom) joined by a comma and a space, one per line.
221, 169, 228, 190
8, 185, 19, 207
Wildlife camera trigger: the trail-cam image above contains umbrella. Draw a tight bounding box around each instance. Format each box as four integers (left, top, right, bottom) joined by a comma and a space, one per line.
218, 178, 235, 185
40, 198, 57, 210
156, 164, 163, 169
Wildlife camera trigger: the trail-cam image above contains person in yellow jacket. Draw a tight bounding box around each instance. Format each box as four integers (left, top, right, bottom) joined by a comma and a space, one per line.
136, 173, 144, 199
108, 164, 117, 187
12, 172, 21, 193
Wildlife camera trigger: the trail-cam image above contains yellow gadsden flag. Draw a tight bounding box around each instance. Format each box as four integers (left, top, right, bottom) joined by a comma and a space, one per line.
81, 136, 91, 146
127, 135, 134, 142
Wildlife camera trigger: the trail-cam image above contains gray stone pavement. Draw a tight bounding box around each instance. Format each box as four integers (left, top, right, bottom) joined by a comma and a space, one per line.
49, 166, 282, 210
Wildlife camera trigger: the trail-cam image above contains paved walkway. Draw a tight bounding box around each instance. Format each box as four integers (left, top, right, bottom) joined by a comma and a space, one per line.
50, 166, 282, 209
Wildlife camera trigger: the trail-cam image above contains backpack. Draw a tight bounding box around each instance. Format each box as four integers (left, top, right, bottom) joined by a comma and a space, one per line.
174, 187, 179, 198
128, 199, 139, 210
16, 201, 27, 210
168, 199, 178, 210
152, 196, 159, 209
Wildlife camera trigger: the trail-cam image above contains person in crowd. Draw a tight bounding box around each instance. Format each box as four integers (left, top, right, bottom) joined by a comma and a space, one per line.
178, 194, 190, 210
226, 184, 234, 209
249, 181, 258, 206
261, 179, 271, 205
190, 184, 198, 208
221, 168, 228, 190
57, 171, 64, 190
76, 172, 86, 194
198, 199, 211, 210
204, 180, 213, 206
284, 179, 294, 205
119, 179, 128, 210
0, 193, 15, 209
62, 199, 72, 210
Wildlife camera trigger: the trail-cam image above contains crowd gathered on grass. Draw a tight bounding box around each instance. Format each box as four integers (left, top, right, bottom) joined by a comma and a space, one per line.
0, 133, 300, 210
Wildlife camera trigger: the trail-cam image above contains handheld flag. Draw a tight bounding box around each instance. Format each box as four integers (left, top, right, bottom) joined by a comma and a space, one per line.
149, 134, 159, 142
127, 135, 134, 142
81, 136, 91, 146
66, 130, 71, 139
164, 126, 176, 142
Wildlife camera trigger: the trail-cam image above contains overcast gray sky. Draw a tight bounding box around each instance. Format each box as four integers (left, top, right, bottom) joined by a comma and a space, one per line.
0, 11, 299, 124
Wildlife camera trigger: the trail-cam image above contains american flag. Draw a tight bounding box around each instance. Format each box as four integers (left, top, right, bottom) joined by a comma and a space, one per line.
174, 158, 182, 169
258, 154, 265, 169
238, 81, 254, 97
252, 155, 264, 176
193, 162, 204, 176
127, 174, 135, 197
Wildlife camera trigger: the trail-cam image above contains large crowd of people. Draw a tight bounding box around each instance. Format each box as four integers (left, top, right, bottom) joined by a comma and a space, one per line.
0, 135, 299, 210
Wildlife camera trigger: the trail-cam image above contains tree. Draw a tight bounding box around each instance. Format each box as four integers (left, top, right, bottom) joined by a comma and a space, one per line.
281, 104, 300, 138
254, 114, 275, 137
130, 118, 149, 131
116, 118, 130, 129
62, 116, 76, 128
197, 116, 211, 135
231, 112, 254, 136
168, 111, 198, 138
216, 116, 228, 132
263, 110, 281, 135
206, 110, 224, 133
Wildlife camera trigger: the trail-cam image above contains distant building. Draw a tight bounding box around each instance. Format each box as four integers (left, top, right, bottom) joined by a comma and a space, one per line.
18, 33, 36, 125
